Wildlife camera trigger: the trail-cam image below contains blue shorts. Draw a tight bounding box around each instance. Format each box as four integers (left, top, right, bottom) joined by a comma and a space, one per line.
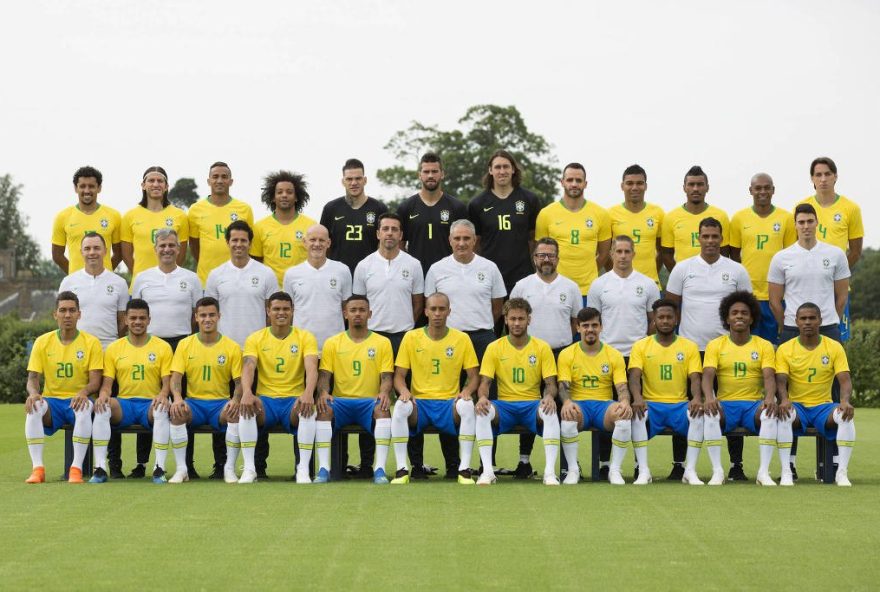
332, 398, 376, 432
187, 399, 227, 431
839, 297, 850, 342
755, 301, 779, 345
792, 402, 838, 439
720, 400, 761, 434
117, 398, 153, 429
645, 401, 690, 438
493, 400, 540, 436
575, 400, 613, 431
259, 396, 297, 434
44, 397, 77, 436
413, 398, 458, 436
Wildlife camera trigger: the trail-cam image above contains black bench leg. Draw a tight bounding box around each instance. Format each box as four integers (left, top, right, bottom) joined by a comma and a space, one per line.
590, 431, 600, 481
816, 436, 836, 484
330, 430, 346, 481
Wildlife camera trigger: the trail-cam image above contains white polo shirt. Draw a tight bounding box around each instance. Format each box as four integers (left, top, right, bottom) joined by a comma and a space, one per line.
510, 273, 581, 349
666, 255, 752, 350
131, 265, 202, 339
587, 269, 661, 356
59, 269, 129, 349
424, 254, 506, 332
768, 241, 850, 326
205, 258, 278, 349
353, 250, 424, 333
283, 258, 352, 351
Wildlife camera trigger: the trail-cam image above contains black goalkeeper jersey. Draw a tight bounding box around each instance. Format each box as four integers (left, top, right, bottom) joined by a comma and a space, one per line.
397, 192, 468, 275
320, 196, 388, 274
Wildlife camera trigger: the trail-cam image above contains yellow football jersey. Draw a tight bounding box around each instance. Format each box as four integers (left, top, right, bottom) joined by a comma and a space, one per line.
480, 336, 556, 402
243, 327, 318, 398
187, 197, 254, 284
534, 201, 612, 294
250, 213, 316, 285
608, 202, 665, 284
52, 204, 122, 272
703, 335, 775, 401
628, 335, 701, 403
799, 194, 863, 252
729, 207, 796, 300
320, 331, 394, 398
27, 330, 104, 398
121, 205, 190, 278
396, 328, 479, 400
103, 336, 173, 399
776, 336, 849, 407
171, 334, 242, 400
557, 342, 627, 401
660, 204, 730, 261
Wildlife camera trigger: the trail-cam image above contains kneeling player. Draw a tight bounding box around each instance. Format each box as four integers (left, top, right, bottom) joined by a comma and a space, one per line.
629, 299, 705, 485
92, 299, 174, 483
318, 296, 394, 483
238, 292, 319, 484
24, 291, 102, 483
390, 292, 480, 485
475, 298, 560, 485
776, 303, 856, 487
702, 291, 779, 486
167, 297, 242, 484
557, 307, 632, 485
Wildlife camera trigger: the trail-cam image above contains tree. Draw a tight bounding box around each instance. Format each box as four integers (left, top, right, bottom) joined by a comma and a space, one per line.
0, 174, 47, 276
168, 177, 200, 209
851, 248, 880, 320
376, 105, 559, 209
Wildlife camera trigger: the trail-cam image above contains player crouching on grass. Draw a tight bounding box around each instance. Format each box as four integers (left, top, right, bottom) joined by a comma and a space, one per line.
317, 296, 395, 484
389, 292, 481, 485
238, 292, 319, 484
701, 291, 779, 486
92, 299, 174, 484
628, 299, 705, 485
475, 298, 561, 486
557, 307, 633, 485
24, 291, 103, 484
775, 303, 856, 487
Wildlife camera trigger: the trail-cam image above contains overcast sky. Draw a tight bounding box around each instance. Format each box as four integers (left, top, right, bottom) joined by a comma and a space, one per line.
3, 1, 878, 257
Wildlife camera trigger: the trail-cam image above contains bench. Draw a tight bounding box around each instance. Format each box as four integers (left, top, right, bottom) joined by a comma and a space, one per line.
63, 424, 836, 483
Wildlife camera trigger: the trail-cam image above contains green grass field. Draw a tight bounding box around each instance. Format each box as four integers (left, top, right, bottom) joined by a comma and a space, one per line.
1, 404, 877, 591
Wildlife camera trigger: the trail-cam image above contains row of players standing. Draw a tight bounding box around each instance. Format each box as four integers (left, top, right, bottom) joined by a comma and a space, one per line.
49, 152, 862, 481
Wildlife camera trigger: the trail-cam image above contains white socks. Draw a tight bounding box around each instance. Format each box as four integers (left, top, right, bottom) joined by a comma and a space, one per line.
316, 420, 332, 472
777, 412, 794, 471
152, 409, 170, 471
610, 419, 631, 472
92, 406, 112, 471
224, 422, 240, 472
539, 408, 559, 478
456, 399, 476, 472
832, 409, 855, 473
170, 423, 188, 472
239, 415, 259, 473
391, 400, 413, 471
297, 413, 317, 474
71, 402, 93, 470
703, 413, 723, 473
374, 418, 391, 473
757, 410, 777, 476
475, 404, 496, 476
685, 411, 704, 473
560, 420, 579, 471
631, 413, 649, 472
25, 400, 48, 469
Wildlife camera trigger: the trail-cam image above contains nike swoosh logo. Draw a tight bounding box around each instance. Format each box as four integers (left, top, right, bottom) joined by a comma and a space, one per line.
262, 348, 271, 351
188, 355, 196, 360
133, 221, 144, 226
118, 356, 127, 361
483, 207, 494, 212
646, 355, 655, 359
335, 216, 345, 220
68, 223, 80, 227
500, 357, 509, 362
409, 214, 419, 219
742, 226, 751, 230
554, 220, 563, 225
416, 348, 424, 352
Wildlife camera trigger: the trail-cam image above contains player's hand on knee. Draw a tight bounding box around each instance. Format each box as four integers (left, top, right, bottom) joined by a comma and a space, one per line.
25, 394, 43, 414
760, 399, 777, 418
316, 393, 333, 415
540, 396, 556, 415
838, 401, 855, 421
152, 395, 170, 413
703, 398, 720, 416
71, 394, 90, 412
631, 399, 646, 420
614, 401, 633, 421
375, 392, 389, 412
475, 397, 492, 416
239, 392, 258, 418
777, 400, 792, 420
294, 396, 315, 417
170, 400, 188, 422
396, 390, 413, 403
95, 394, 111, 413
560, 400, 578, 422
687, 399, 703, 417
225, 400, 240, 420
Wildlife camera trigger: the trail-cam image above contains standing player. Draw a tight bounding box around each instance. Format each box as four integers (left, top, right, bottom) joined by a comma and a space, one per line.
661, 165, 730, 271
320, 158, 388, 275
628, 300, 705, 485
776, 303, 856, 487
58, 233, 129, 350
557, 307, 633, 485
799, 156, 863, 341
474, 298, 560, 486
23, 292, 102, 484
468, 150, 541, 302
188, 161, 254, 285
52, 165, 122, 273
534, 162, 611, 298
91, 300, 174, 484
167, 297, 242, 483
318, 296, 395, 483
250, 170, 316, 285
120, 166, 189, 281
237, 292, 319, 484
390, 292, 481, 484
701, 291, 779, 486
396, 152, 468, 276
608, 165, 665, 287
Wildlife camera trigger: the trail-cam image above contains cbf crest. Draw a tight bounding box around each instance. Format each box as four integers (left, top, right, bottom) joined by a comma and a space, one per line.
148, 352, 157, 363
165, 218, 174, 227
179, 281, 189, 291
601, 363, 610, 375
217, 355, 227, 365
366, 212, 376, 225
773, 223, 782, 232
515, 200, 525, 214
751, 351, 759, 361
106, 285, 115, 294
477, 272, 485, 282
721, 273, 730, 282
528, 354, 537, 367
295, 230, 304, 240
586, 218, 594, 229
445, 347, 454, 358
251, 276, 260, 287
821, 355, 830, 366
559, 293, 567, 303
647, 218, 655, 228
330, 278, 338, 289
834, 213, 842, 222
230, 213, 239, 222
76, 350, 85, 360
402, 269, 410, 279
636, 286, 644, 296
290, 344, 299, 354
100, 218, 109, 229
440, 210, 450, 223
367, 348, 376, 360
676, 352, 685, 362
822, 258, 830, 268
